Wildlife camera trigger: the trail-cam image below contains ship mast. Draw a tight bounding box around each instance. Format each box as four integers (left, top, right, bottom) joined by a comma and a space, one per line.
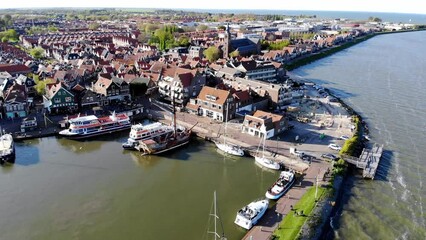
172, 94, 177, 137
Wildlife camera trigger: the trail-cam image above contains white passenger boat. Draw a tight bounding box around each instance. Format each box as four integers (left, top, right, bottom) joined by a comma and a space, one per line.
234, 199, 269, 230
59, 112, 131, 139
265, 170, 295, 200
122, 122, 174, 150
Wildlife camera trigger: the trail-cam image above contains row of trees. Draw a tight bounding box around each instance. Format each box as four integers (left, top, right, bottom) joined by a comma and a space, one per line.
0, 14, 13, 31
0, 29, 18, 43
25, 25, 58, 35
260, 39, 291, 50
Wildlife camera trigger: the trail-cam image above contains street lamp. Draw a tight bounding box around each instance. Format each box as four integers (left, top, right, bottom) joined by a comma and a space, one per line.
276, 136, 280, 154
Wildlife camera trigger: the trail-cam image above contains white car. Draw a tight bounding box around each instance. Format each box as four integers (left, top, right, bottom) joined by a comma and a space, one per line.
328, 144, 341, 151
339, 135, 350, 140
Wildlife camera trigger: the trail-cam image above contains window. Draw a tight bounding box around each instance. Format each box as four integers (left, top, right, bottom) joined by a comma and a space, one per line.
65, 97, 72, 102
54, 98, 60, 103
212, 104, 216, 109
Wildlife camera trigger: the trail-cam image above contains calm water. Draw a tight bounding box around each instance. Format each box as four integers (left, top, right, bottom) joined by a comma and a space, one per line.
186, 9, 426, 24
0, 133, 278, 240
292, 31, 426, 239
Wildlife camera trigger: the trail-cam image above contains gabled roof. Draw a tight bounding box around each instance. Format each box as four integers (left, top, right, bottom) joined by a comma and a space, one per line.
4, 84, 27, 104
198, 86, 231, 105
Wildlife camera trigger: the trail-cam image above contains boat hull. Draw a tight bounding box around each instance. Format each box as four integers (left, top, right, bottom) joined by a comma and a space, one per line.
234, 199, 269, 230
255, 156, 281, 170
59, 124, 131, 140
265, 177, 295, 200
215, 142, 244, 156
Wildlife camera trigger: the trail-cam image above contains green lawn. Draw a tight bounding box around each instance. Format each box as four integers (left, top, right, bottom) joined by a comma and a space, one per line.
273, 187, 328, 240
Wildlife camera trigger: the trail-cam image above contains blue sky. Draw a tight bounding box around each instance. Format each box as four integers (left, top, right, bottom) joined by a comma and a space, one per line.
2, 0, 426, 15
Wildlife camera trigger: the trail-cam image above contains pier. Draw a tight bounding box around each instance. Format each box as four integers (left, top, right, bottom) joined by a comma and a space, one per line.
342, 144, 384, 179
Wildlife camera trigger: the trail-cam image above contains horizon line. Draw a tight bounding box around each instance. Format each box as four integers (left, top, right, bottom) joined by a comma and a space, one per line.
0, 7, 425, 15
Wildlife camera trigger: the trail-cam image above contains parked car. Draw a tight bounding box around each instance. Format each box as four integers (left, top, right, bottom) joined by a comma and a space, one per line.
328, 143, 341, 151
339, 135, 350, 140
321, 153, 338, 161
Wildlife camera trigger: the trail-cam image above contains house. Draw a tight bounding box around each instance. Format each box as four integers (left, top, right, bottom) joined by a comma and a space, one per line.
229, 59, 282, 82
222, 77, 292, 110
3, 84, 28, 119
80, 89, 102, 109
0, 64, 32, 77
157, 68, 206, 105
15, 74, 36, 96
92, 74, 131, 104
43, 81, 78, 113
233, 90, 253, 113
188, 46, 204, 59
242, 110, 287, 139
188, 86, 235, 122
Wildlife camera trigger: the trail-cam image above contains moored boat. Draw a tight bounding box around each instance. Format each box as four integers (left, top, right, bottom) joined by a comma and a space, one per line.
265, 170, 295, 200
59, 112, 131, 139
135, 125, 191, 155
234, 199, 269, 230
215, 103, 244, 157
255, 136, 281, 170
0, 133, 15, 164
122, 122, 174, 150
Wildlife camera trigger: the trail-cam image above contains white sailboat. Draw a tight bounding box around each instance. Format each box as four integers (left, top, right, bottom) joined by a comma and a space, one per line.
255, 135, 281, 170
215, 103, 244, 157
208, 191, 227, 240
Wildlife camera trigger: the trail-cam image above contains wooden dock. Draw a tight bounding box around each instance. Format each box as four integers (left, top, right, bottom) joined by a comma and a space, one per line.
342, 144, 383, 179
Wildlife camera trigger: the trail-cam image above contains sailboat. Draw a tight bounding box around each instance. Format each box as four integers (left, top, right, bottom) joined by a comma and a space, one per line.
207, 191, 227, 240
254, 135, 281, 170
215, 103, 244, 157
135, 96, 194, 155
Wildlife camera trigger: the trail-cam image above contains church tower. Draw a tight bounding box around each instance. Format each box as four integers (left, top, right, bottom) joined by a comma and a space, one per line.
223, 23, 231, 59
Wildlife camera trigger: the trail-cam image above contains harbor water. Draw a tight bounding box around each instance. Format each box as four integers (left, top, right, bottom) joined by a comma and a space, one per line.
292, 30, 426, 239
0, 133, 278, 240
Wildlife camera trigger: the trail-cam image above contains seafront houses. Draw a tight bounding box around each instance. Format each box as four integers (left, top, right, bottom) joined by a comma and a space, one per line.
3, 84, 28, 119
187, 86, 236, 122
228, 59, 284, 83
242, 110, 287, 139
80, 89, 102, 110
0, 64, 32, 78
43, 82, 78, 113
233, 90, 253, 113
222, 77, 292, 111
92, 74, 131, 104
157, 67, 206, 105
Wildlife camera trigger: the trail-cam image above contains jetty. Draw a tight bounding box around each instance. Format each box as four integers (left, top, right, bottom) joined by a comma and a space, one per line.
342, 144, 384, 179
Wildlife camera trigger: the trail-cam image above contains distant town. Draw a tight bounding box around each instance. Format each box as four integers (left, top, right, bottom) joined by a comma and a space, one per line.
0, 9, 421, 127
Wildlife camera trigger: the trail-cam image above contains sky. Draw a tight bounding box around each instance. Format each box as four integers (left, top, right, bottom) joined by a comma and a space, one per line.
1, 0, 426, 15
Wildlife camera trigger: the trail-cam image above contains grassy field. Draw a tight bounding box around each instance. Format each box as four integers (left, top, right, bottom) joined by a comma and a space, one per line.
272, 186, 328, 240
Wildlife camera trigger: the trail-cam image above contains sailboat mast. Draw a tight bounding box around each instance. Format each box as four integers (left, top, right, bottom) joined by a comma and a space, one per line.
224, 102, 228, 146
208, 191, 220, 240
172, 94, 177, 137
214, 191, 218, 240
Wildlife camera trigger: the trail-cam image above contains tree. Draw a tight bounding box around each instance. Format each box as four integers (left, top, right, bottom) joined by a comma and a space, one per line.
197, 24, 208, 32
217, 25, 226, 31
204, 46, 220, 62
29, 47, 45, 59
0, 29, 18, 43
177, 36, 190, 47
229, 50, 240, 58
35, 78, 55, 96
88, 22, 100, 30
137, 32, 150, 43
368, 16, 382, 22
